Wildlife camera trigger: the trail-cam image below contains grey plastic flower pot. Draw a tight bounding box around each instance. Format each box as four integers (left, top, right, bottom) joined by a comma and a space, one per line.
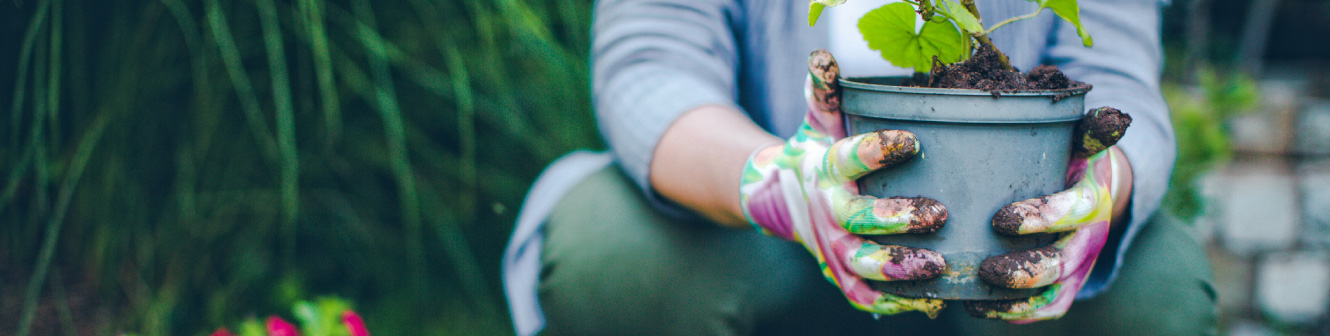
840, 77, 1091, 301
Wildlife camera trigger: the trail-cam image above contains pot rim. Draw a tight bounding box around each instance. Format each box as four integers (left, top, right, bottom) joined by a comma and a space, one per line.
840, 76, 1093, 97
839, 76, 1090, 123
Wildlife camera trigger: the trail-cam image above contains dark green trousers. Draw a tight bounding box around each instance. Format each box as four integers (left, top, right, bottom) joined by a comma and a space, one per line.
538, 166, 1217, 335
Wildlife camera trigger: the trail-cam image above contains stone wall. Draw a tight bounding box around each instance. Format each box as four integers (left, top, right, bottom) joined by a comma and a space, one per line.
1196, 67, 1329, 335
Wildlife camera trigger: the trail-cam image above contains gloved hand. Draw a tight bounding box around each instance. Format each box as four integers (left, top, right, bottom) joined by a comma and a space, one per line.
739, 50, 951, 317
965, 107, 1132, 322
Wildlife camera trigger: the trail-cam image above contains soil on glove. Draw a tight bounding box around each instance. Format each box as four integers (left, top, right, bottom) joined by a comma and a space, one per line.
1072, 106, 1133, 158
917, 45, 1089, 95
963, 298, 1025, 317
978, 245, 1061, 288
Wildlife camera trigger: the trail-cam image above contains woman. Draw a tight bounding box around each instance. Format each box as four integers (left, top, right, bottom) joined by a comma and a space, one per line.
504, 0, 1216, 334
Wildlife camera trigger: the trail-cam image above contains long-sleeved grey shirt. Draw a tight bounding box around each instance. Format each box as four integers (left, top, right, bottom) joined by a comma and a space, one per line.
591, 0, 1175, 298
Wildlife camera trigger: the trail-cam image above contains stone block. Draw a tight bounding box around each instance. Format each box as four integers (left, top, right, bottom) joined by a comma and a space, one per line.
1194, 170, 1227, 243
1294, 100, 1330, 156
1256, 252, 1330, 325
1229, 80, 1304, 154
1218, 159, 1300, 255
1208, 246, 1253, 315
1300, 158, 1330, 249
1229, 114, 1292, 155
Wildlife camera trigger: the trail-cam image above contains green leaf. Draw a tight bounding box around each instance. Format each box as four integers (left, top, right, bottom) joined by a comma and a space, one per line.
809, 3, 826, 26
808, 0, 846, 26
937, 0, 983, 33
1034, 0, 1093, 46
858, 2, 966, 72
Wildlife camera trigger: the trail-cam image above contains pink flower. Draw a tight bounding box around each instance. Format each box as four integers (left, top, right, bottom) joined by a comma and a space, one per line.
341, 311, 370, 336
266, 316, 302, 336
210, 328, 236, 336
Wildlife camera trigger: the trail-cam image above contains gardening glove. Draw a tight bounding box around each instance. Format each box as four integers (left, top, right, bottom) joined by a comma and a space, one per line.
965, 107, 1132, 322
739, 49, 950, 317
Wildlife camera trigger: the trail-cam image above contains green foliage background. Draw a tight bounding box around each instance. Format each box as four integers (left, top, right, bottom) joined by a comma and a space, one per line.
1, 0, 600, 334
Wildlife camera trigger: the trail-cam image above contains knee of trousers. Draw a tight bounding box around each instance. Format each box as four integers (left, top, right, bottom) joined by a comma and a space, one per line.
535, 166, 813, 335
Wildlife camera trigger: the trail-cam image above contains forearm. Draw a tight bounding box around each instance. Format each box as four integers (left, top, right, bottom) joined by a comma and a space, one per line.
650, 105, 782, 228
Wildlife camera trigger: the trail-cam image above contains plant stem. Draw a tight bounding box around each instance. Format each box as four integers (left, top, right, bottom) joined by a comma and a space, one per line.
960, 0, 981, 23
917, 0, 935, 21
959, 0, 1013, 71
985, 9, 1042, 35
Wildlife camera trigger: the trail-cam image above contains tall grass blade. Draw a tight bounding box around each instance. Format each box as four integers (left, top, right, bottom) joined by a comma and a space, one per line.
17, 114, 108, 336
322, 4, 552, 160
204, 0, 279, 163
160, 0, 205, 229
350, 0, 424, 291
9, 0, 47, 148
256, 0, 300, 266
32, 5, 50, 218
4, 0, 50, 219
400, 0, 481, 278
419, 187, 498, 321
46, 0, 62, 151
159, 0, 201, 52
321, 5, 453, 96
461, 2, 527, 145
298, 0, 341, 148
1, 147, 33, 215
443, 38, 477, 244
49, 269, 78, 336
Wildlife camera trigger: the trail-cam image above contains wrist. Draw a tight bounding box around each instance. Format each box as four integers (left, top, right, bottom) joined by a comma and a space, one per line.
736, 143, 788, 230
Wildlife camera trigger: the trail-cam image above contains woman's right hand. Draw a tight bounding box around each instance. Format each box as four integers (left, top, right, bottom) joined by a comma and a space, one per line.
738, 50, 950, 317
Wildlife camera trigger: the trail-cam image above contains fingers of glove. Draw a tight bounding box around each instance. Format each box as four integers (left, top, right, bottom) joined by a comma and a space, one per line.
823, 130, 919, 183
989, 182, 1104, 235
970, 221, 1112, 321
1048, 216, 1113, 281
962, 283, 1073, 321
978, 245, 1063, 289
805, 49, 845, 139
852, 292, 947, 318
817, 235, 946, 317
991, 150, 1115, 235
967, 247, 1094, 322
811, 215, 944, 317
833, 191, 948, 235
841, 240, 947, 282
1071, 106, 1131, 159
979, 217, 1112, 290
969, 210, 1114, 321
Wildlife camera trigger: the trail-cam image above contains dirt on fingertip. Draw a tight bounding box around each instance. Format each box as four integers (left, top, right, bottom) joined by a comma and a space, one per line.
1072, 106, 1133, 158
908, 44, 1090, 97
978, 245, 1060, 288
991, 196, 1050, 236
886, 246, 946, 279
874, 130, 918, 166
904, 196, 947, 233
963, 299, 1026, 318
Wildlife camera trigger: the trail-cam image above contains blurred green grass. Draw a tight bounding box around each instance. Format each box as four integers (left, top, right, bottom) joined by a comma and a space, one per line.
1, 0, 601, 334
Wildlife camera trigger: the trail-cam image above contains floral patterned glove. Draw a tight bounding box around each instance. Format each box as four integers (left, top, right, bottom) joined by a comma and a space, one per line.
965, 107, 1132, 322
739, 50, 951, 317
